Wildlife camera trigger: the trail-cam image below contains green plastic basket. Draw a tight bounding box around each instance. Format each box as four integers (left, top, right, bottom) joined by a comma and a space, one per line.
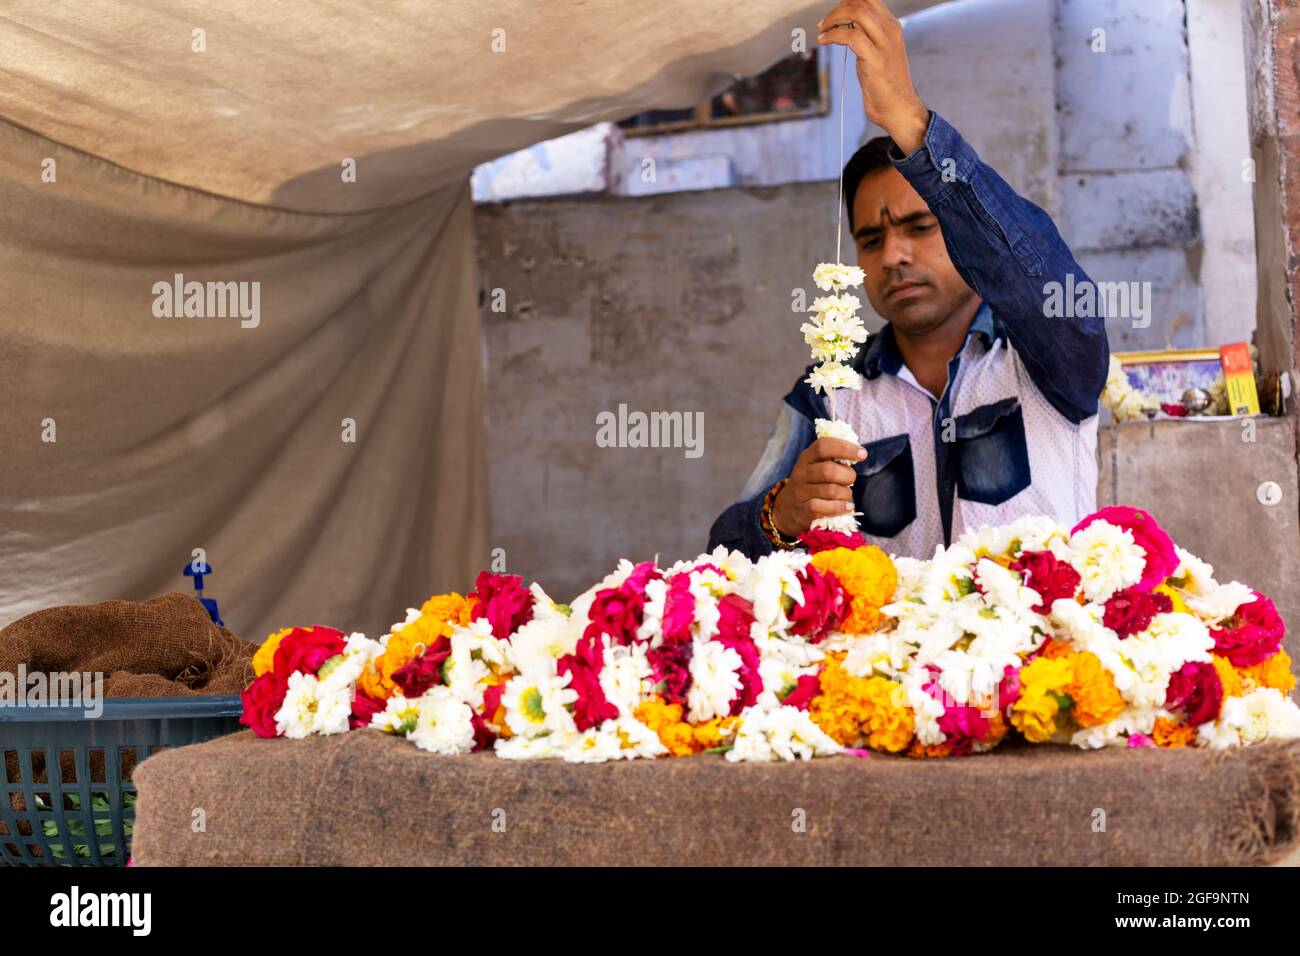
0, 696, 242, 866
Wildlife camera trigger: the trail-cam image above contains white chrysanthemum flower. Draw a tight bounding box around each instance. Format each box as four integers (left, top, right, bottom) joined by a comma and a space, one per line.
808, 293, 862, 321
1171, 546, 1216, 597
805, 362, 861, 395
1186, 581, 1255, 626
408, 687, 477, 755
974, 558, 1044, 620
274, 671, 352, 739
528, 582, 571, 620
598, 640, 653, 715
756, 653, 820, 710
371, 692, 421, 735
317, 632, 380, 694
508, 614, 581, 675
810, 511, 862, 534
501, 670, 578, 738
557, 716, 669, 763
687, 569, 728, 641
494, 733, 567, 761
725, 705, 841, 762
918, 542, 977, 604
687, 640, 744, 723
957, 515, 1069, 560
839, 631, 909, 679
635, 576, 668, 643
1067, 520, 1146, 603
903, 669, 946, 745
749, 550, 810, 636
444, 618, 509, 709
928, 649, 1009, 707
1070, 709, 1158, 750
1198, 688, 1300, 749
890, 556, 927, 599
812, 261, 866, 292
801, 308, 868, 363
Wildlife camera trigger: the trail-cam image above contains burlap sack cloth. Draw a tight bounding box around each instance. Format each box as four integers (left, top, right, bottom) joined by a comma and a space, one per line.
2, 593, 255, 838
130, 731, 1300, 866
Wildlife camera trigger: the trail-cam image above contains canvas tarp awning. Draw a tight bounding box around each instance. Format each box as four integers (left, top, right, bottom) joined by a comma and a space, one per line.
0, 0, 936, 639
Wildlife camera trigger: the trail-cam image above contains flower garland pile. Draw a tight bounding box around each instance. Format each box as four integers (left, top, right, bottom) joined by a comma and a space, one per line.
240, 507, 1300, 761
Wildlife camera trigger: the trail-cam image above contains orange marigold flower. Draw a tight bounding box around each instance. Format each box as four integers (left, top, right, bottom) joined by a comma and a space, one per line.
809, 546, 897, 634
1038, 638, 1073, 661
252, 627, 293, 677
808, 653, 913, 751
907, 740, 952, 758
1211, 654, 1243, 697
1151, 716, 1197, 748
1068, 651, 1126, 728
1236, 650, 1296, 696
633, 696, 734, 756
359, 592, 469, 700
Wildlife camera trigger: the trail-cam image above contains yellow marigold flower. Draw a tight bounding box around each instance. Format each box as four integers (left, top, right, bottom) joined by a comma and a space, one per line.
1068, 651, 1126, 728
1010, 689, 1060, 742
1151, 716, 1197, 748
1011, 654, 1075, 742
1211, 654, 1243, 697
359, 593, 469, 700
808, 653, 912, 751
633, 696, 734, 756
1236, 650, 1296, 696
252, 627, 293, 677
810, 546, 898, 634
1154, 583, 1188, 614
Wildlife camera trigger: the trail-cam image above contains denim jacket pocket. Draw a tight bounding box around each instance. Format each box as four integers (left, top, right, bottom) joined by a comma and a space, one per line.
851, 433, 916, 539
954, 397, 1032, 506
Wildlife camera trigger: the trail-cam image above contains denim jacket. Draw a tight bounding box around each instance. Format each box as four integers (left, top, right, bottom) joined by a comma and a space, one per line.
707, 112, 1110, 560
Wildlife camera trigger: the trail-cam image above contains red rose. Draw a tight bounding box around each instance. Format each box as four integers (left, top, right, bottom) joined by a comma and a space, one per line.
272, 625, 347, 679
1009, 550, 1081, 614
1102, 586, 1173, 638
788, 565, 848, 642
1071, 507, 1179, 591
714, 595, 764, 715
584, 561, 661, 645
1164, 660, 1224, 726
469, 710, 496, 752
558, 633, 619, 731
1160, 403, 1188, 417
391, 635, 453, 698
797, 528, 865, 554
1212, 591, 1286, 667
350, 689, 386, 729
648, 640, 693, 706
240, 671, 287, 738
781, 673, 821, 711
470, 571, 534, 640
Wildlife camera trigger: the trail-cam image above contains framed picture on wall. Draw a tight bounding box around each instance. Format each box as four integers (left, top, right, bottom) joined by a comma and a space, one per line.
1114, 349, 1223, 406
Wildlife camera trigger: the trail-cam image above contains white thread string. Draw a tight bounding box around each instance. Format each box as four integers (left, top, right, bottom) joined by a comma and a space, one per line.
828, 41, 852, 424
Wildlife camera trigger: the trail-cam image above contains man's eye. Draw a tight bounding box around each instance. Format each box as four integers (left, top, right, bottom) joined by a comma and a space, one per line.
860, 237, 881, 250
913, 222, 934, 233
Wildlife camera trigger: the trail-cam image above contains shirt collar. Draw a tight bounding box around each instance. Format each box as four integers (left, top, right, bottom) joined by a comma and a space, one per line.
859, 301, 998, 380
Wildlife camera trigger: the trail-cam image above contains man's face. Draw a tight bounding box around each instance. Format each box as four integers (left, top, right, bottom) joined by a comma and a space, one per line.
851, 167, 976, 336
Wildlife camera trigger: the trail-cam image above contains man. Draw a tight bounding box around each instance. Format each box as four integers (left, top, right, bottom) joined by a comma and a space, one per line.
708, 0, 1109, 560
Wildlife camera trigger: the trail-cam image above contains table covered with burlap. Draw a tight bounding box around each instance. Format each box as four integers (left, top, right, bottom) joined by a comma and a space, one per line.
130, 730, 1300, 866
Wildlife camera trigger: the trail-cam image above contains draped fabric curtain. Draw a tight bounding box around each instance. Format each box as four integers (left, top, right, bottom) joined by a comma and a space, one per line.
0, 0, 934, 638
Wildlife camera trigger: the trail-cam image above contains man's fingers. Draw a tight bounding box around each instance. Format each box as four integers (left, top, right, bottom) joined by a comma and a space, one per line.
806, 497, 857, 518
808, 436, 866, 463
804, 459, 858, 485
817, 2, 889, 47
799, 482, 855, 503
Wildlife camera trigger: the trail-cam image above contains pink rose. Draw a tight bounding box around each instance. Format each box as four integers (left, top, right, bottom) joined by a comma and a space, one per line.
797, 528, 865, 554
788, 565, 848, 643
781, 673, 821, 711
558, 634, 619, 731
584, 561, 661, 645
470, 571, 534, 640
1071, 507, 1178, 591
1212, 591, 1285, 667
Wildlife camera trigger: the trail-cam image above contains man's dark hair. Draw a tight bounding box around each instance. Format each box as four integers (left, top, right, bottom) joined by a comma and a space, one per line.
842, 136, 898, 232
